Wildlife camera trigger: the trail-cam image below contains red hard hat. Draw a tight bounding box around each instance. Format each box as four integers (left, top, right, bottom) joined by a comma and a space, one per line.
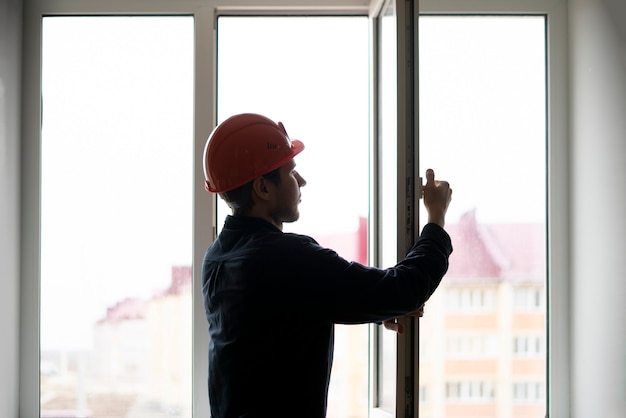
203, 113, 305, 193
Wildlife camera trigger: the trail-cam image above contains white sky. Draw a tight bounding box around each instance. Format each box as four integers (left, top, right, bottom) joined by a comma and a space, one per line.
41, 17, 194, 350
419, 16, 546, 225
40, 15, 546, 351
215, 17, 370, 236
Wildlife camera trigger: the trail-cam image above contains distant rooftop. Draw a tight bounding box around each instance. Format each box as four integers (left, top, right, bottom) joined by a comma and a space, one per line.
96, 297, 145, 324
445, 210, 546, 283
98, 266, 191, 324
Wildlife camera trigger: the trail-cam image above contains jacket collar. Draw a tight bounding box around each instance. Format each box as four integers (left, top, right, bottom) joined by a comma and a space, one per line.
224, 215, 282, 233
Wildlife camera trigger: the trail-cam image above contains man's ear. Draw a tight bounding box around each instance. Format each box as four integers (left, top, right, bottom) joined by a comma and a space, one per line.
251, 176, 272, 202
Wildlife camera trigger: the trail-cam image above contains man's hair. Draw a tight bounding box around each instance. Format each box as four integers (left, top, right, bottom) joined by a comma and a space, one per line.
219, 167, 282, 215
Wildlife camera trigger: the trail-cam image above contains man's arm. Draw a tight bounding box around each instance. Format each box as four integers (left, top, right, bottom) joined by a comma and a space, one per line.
384, 168, 452, 333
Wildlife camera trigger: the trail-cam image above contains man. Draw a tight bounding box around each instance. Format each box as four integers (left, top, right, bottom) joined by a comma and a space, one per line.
201, 113, 452, 417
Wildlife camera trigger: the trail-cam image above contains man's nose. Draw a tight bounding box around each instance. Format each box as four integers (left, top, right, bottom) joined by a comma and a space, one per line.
296, 172, 306, 187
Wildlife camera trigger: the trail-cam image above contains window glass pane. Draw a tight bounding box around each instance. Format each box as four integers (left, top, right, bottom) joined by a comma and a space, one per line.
418, 16, 547, 417
41, 16, 193, 417
216, 16, 369, 417
377, 0, 398, 413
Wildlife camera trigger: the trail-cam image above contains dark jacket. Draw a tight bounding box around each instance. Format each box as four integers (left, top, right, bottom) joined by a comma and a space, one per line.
202, 215, 452, 418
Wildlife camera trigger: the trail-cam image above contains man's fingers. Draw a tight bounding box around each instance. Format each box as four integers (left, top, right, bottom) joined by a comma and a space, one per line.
383, 319, 404, 334
383, 320, 398, 331
425, 168, 435, 186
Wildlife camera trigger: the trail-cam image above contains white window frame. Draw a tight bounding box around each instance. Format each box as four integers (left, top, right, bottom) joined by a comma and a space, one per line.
20, 1, 569, 417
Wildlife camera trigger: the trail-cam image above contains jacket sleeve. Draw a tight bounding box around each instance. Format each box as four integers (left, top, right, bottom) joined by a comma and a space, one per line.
284, 223, 453, 324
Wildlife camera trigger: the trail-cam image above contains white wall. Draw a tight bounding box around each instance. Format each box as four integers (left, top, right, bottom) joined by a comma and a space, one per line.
0, 0, 22, 416
569, 0, 626, 417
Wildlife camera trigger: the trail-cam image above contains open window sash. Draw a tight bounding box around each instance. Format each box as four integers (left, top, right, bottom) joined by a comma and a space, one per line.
369, 0, 420, 417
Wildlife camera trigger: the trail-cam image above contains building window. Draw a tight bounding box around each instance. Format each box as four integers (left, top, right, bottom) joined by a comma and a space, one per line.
446, 334, 498, 358
513, 335, 545, 357
446, 381, 496, 401
513, 381, 545, 403
446, 288, 496, 311
513, 286, 545, 311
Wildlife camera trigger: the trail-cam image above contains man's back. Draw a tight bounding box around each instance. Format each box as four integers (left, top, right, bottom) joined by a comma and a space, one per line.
202, 215, 334, 417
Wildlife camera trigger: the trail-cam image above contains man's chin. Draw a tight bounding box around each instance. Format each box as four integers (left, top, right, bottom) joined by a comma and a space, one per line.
284, 212, 300, 223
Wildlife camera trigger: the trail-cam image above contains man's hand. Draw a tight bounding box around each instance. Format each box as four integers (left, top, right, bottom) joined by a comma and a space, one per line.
383, 305, 425, 334
422, 168, 452, 228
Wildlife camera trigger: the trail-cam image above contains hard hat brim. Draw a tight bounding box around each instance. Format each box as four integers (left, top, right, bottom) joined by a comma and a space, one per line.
291, 139, 305, 157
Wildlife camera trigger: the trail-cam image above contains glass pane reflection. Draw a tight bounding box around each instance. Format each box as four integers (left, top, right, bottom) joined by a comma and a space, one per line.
377, 0, 399, 413
41, 16, 193, 418
216, 16, 370, 418
418, 16, 547, 418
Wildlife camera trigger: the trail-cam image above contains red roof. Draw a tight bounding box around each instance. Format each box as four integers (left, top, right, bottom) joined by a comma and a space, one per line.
166, 265, 193, 295
98, 266, 192, 324
97, 298, 145, 324
445, 210, 545, 283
